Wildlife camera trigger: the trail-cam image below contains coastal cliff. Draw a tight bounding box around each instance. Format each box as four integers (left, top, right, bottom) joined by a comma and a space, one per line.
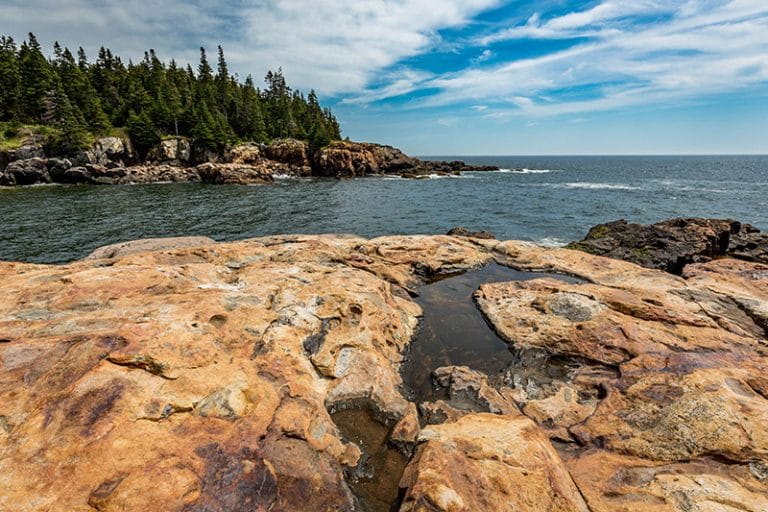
1, 231, 767, 511
0, 135, 497, 186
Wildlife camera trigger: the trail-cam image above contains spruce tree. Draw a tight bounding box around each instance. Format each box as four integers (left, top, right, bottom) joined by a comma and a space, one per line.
0, 36, 21, 121
0, 34, 342, 154
18, 33, 55, 122
126, 109, 160, 158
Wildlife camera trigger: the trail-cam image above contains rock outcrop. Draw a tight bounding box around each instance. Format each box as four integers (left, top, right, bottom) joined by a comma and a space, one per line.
84, 236, 217, 260
264, 138, 313, 175
4, 234, 766, 510
0, 157, 50, 185
147, 137, 191, 165
196, 162, 275, 185
0, 136, 497, 186
225, 142, 262, 165
568, 217, 768, 274
314, 141, 498, 178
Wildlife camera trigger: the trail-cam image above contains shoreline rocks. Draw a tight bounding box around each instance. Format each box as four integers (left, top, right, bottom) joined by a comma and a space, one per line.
0, 137, 498, 187
1, 233, 767, 510
568, 217, 768, 274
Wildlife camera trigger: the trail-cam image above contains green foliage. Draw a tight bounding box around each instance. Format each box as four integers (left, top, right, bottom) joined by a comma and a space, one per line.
126, 110, 160, 158
0, 34, 343, 157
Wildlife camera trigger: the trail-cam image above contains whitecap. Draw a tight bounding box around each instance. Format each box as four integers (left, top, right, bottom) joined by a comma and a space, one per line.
535, 237, 568, 248
486, 168, 559, 174
514, 168, 561, 174
555, 182, 640, 191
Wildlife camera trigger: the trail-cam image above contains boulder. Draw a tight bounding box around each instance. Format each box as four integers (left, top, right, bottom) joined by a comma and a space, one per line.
147, 137, 191, 164
94, 136, 127, 164
0, 157, 51, 185
226, 142, 263, 164
399, 413, 590, 512
11, 143, 45, 161
196, 162, 274, 185
567, 217, 768, 274
446, 226, 496, 239
118, 164, 200, 184
265, 138, 310, 166
264, 138, 312, 174
46, 158, 72, 182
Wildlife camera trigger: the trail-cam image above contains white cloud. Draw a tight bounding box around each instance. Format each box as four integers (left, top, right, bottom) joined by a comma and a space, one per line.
386, 0, 768, 116
0, 0, 501, 95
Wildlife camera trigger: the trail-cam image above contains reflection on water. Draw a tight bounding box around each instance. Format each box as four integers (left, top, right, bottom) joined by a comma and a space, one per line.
401, 262, 581, 404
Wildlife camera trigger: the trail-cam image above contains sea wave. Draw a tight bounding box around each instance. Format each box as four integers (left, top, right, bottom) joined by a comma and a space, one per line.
535, 237, 568, 248
496, 168, 560, 174
553, 182, 640, 190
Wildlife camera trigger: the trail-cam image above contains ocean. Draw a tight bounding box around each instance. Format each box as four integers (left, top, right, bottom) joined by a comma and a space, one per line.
1, 155, 766, 263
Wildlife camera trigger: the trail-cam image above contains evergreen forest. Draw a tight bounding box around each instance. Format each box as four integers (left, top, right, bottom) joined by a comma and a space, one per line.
0, 33, 342, 157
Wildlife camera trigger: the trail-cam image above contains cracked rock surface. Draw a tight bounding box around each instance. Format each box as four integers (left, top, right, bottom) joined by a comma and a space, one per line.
0, 234, 767, 511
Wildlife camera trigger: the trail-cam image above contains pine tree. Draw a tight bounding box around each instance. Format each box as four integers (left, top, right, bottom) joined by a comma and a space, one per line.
126, 109, 160, 158
18, 33, 55, 122
0, 33, 342, 155
40, 79, 88, 153
215, 45, 231, 121
0, 36, 21, 121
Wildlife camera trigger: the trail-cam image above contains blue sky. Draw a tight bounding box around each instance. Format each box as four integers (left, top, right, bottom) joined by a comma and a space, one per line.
1, 0, 767, 154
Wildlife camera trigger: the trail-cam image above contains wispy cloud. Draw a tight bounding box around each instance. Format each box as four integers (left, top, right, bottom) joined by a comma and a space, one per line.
362, 0, 768, 116
0, 0, 501, 96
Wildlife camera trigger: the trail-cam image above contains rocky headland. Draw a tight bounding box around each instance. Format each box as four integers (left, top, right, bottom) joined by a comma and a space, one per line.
1, 221, 768, 511
0, 135, 497, 186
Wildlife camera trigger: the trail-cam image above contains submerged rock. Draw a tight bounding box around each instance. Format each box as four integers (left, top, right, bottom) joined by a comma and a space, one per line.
446, 226, 496, 239
1, 234, 767, 511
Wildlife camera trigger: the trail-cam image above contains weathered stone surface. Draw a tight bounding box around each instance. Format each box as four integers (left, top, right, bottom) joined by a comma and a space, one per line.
568, 217, 768, 273
0, 235, 498, 511
314, 141, 498, 178
2, 234, 768, 511
225, 142, 263, 164
399, 413, 590, 512
7, 140, 46, 162
264, 138, 312, 174
196, 162, 274, 185
472, 240, 768, 510
84, 236, 218, 260
567, 450, 768, 512
314, 141, 416, 177
147, 137, 192, 164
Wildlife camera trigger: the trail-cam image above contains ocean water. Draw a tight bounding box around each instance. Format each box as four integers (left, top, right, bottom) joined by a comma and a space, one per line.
1, 155, 766, 263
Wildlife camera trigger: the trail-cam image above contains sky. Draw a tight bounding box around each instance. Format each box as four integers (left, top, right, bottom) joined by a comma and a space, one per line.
1, 0, 767, 155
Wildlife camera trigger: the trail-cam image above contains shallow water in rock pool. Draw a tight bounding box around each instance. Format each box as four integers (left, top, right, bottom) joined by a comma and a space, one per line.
332, 261, 583, 512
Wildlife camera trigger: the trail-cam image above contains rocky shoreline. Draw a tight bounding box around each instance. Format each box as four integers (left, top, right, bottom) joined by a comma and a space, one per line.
1, 222, 767, 511
0, 136, 498, 186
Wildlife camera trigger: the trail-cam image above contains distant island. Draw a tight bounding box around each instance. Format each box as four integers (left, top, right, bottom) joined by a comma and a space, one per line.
0, 33, 496, 186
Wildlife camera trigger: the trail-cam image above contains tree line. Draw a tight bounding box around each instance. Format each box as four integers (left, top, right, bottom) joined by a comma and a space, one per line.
0, 33, 342, 157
